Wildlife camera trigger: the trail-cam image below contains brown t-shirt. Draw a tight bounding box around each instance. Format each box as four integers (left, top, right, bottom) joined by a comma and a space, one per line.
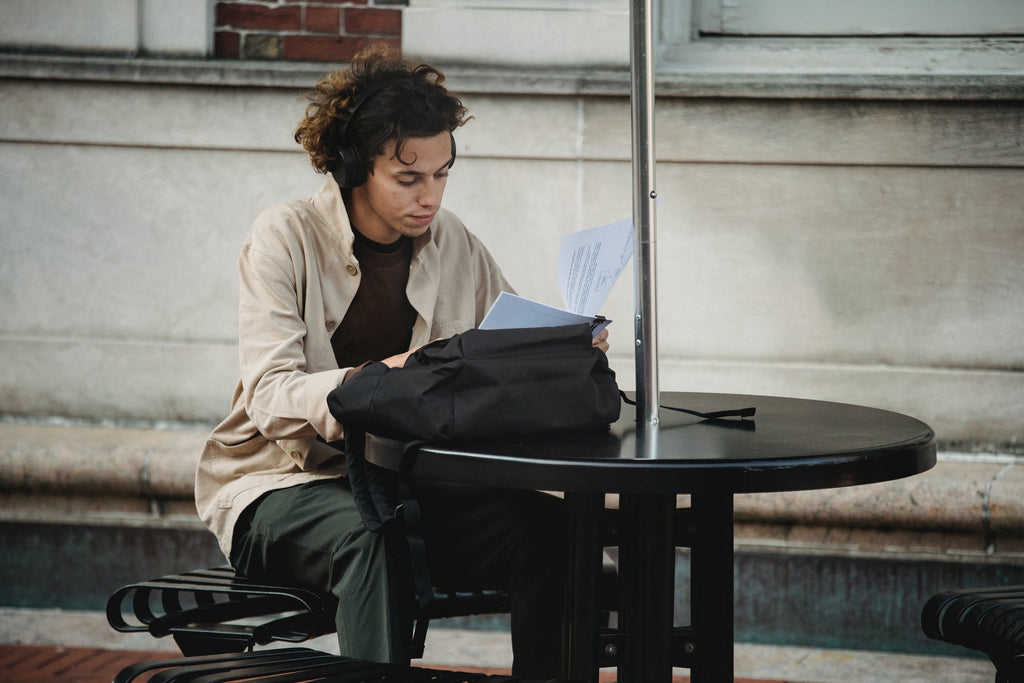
331, 228, 417, 369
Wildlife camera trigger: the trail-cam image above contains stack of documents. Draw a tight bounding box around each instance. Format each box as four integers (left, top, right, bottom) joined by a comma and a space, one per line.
480, 217, 633, 337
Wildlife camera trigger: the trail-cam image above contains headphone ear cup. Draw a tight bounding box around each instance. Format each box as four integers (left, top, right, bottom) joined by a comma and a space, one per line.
332, 141, 366, 189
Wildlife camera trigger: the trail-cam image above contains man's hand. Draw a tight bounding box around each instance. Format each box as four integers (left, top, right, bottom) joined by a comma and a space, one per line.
592, 328, 610, 354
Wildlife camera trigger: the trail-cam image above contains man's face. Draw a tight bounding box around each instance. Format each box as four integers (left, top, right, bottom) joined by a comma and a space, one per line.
349, 132, 453, 244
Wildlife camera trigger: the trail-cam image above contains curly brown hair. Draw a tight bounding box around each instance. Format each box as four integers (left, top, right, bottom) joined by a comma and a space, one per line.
294, 45, 469, 176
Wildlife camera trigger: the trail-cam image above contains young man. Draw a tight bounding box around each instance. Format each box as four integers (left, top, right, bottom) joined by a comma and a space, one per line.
195, 47, 607, 678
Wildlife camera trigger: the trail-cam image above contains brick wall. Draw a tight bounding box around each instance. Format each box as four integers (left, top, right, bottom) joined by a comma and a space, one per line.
214, 1, 404, 62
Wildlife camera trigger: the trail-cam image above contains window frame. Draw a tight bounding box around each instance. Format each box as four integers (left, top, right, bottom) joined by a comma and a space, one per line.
657, 0, 1024, 80
694, 0, 1024, 38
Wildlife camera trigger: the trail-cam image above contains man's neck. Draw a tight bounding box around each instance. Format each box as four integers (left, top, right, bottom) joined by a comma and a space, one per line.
343, 185, 398, 245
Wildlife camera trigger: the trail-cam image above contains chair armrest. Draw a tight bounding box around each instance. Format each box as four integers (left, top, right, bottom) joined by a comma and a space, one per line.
106, 566, 338, 655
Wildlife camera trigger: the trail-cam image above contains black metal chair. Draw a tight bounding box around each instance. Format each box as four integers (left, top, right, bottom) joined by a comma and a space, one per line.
106, 566, 512, 659
921, 584, 1024, 683
107, 485, 620, 674
112, 647, 535, 683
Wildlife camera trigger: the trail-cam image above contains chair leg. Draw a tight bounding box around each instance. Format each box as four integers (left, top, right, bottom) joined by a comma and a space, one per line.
410, 617, 429, 659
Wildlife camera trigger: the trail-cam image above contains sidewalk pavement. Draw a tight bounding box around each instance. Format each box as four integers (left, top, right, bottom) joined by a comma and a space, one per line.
0, 607, 997, 682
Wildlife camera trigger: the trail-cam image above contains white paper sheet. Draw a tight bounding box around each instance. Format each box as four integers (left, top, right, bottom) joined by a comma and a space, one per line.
558, 217, 634, 316
479, 217, 632, 336
479, 292, 611, 335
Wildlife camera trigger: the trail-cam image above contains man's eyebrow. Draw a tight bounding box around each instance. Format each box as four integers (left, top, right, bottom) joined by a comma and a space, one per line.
396, 161, 453, 176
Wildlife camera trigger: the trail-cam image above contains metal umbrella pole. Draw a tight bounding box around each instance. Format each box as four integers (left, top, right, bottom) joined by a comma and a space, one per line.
630, 0, 659, 428
620, 5, 673, 682
621, 4, 677, 682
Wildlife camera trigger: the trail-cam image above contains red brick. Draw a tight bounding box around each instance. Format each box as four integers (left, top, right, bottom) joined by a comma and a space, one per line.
216, 3, 302, 31
214, 30, 241, 58
305, 6, 341, 33
345, 8, 401, 35
283, 34, 393, 62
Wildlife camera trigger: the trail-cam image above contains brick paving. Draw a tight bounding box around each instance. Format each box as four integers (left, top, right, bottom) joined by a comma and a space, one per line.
0, 645, 172, 682
0, 645, 788, 682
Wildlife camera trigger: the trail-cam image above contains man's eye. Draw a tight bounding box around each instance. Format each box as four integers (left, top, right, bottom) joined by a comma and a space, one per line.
397, 178, 417, 187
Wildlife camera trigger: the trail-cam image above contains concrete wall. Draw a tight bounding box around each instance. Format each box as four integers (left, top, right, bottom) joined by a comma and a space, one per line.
1, 55, 1021, 450
0, 0, 212, 56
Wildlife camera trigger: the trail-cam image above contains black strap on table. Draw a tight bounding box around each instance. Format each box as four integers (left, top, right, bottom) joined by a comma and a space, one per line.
619, 391, 755, 420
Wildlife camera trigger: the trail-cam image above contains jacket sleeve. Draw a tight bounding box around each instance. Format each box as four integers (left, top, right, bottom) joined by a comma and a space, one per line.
236, 228, 348, 450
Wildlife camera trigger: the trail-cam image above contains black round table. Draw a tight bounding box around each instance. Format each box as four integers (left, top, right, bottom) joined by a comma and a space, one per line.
365, 392, 936, 683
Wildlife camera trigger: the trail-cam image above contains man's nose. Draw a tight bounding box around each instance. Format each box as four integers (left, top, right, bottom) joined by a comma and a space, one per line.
419, 180, 442, 206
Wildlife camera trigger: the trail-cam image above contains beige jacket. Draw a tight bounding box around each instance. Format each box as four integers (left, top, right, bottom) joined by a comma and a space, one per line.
196, 178, 512, 559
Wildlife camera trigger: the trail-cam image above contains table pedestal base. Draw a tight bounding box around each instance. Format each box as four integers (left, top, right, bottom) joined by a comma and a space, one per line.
562, 492, 603, 682
560, 493, 735, 683
689, 494, 735, 682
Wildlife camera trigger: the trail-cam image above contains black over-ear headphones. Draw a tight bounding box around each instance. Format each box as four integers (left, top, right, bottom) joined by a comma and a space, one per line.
331, 84, 457, 189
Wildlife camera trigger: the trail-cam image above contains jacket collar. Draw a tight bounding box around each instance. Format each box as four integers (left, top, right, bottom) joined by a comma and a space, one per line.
311, 176, 436, 259
311, 176, 356, 259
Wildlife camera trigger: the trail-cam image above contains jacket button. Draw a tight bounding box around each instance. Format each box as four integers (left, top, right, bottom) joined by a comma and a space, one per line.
290, 450, 302, 459
326, 320, 336, 330
345, 264, 358, 276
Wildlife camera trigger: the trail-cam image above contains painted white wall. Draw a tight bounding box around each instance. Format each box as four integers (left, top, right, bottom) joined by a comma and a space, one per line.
1, 62, 1021, 447
0, 1, 1021, 448
404, 0, 629, 68
0, 0, 211, 56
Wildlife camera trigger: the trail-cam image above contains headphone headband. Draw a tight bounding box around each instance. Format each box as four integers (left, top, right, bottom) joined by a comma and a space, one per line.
339, 85, 390, 149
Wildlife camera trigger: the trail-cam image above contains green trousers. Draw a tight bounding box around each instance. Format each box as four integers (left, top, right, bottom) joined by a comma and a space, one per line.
230, 477, 567, 678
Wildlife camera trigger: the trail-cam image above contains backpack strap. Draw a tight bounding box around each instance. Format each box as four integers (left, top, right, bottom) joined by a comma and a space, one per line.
396, 441, 434, 611
342, 427, 400, 533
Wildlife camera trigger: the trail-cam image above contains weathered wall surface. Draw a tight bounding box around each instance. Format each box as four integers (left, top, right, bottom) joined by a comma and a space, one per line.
1, 61, 1021, 449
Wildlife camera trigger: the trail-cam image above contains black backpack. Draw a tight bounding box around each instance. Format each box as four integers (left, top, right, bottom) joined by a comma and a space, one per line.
326, 324, 620, 532
328, 323, 620, 442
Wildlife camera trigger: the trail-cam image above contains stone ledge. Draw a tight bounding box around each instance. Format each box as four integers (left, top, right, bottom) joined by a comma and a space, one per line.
0, 421, 208, 528
1, 421, 1021, 561
0, 421, 206, 498
735, 458, 1024, 533
2, 52, 1022, 100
